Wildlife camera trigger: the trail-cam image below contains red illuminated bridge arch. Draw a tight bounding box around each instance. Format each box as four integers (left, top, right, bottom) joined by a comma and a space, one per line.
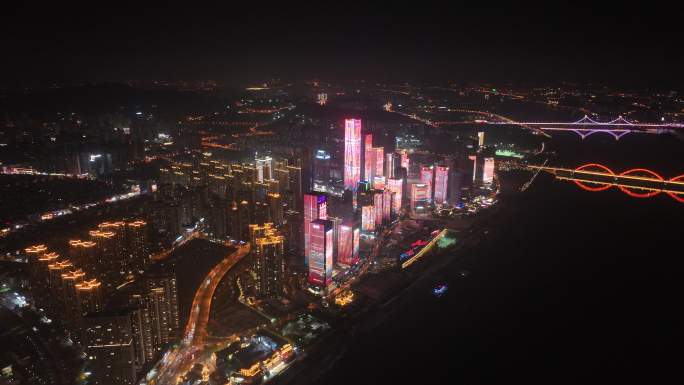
573, 163, 614, 192
569, 163, 684, 202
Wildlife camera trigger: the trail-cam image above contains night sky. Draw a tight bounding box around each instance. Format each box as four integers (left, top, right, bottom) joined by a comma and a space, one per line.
2, 4, 683, 87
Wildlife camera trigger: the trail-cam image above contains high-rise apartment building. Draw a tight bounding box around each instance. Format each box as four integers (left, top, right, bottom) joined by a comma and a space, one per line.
255, 154, 273, 183
81, 310, 138, 385
126, 220, 150, 274
253, 228, 285, 298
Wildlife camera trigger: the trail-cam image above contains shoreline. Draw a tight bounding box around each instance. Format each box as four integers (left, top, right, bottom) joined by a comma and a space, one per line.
268, 200, 505, 385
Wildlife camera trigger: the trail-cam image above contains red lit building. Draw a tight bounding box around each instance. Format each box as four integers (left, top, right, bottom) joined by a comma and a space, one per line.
308, 219, 333, 288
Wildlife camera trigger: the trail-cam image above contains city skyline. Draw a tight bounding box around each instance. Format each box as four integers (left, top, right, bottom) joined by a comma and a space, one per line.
1, 8, 683, 385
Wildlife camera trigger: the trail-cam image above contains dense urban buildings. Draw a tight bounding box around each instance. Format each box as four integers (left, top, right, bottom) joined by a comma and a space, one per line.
2, 14, 682, 383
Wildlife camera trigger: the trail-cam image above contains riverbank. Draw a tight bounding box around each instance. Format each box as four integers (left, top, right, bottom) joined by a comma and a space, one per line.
268, 198, 505, 385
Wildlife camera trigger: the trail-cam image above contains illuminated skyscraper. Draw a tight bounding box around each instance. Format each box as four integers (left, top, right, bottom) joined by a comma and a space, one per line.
126, 220, 150, 274
470, 155, 480, 183
255, 155, 273, 183
483, 157, 495, 185
303, 193, 327, 266
60, 269, 86, 323
47, 259, 72, 316
410, 183, 429, 210
364, 134, 385, 185
385, 153, 396, 178
374, 147, 384, 178
253, 229, 285, 298
374, 192, 384, 227
478, 131, 485, 149
89, 229, 120, 291
387, 178, 403, 215
128, 273, 180, 356
25, 245, 53, 310
344, 119, 362, 190
313, 149, 331, 186
420, 166, 434, 203
69, 240, 97, 277
361, 205, 375, 231
434, 166, 449, 204
337, 222, 359, 266
307, 219, 333, 288
364, 133, 375, 182
382, 189, 393, 223
74, 279, 103, 317
399, 150, 409, 172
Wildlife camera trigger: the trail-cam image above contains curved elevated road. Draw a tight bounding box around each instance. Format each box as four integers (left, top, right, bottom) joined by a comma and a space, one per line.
146, 243, 250, 384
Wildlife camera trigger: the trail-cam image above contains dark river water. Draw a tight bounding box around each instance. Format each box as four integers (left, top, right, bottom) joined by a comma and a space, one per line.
315, 132, 684, 384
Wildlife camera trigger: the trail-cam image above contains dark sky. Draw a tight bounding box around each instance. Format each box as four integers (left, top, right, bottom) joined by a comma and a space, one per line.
2, 3, 683, 88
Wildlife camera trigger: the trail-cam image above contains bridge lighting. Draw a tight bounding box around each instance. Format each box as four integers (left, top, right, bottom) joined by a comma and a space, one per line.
529, 163, 684, 202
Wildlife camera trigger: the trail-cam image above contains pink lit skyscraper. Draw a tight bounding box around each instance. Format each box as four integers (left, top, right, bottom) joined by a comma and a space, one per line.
374, 147, 384, 178
374, 192, 384, 227
387, 178, 403, 215
361, 205, 375, 231
434, 166, 449, 204
344, 119, 362, 190
304, 193, 327, 267
483, 157, 495, 185
337, 222, 359, 266
420, 166, 434, 203
364, 133, 375, 182
308, 219, 333, 288
399, 150, 409, 172
382, 190, 393, 222
385, 153, 395, 178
